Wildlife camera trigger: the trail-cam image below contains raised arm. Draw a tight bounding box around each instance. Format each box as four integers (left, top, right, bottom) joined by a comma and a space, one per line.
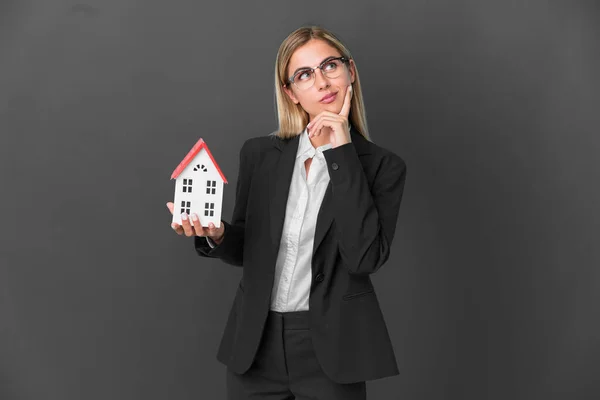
324, 144, 407, 275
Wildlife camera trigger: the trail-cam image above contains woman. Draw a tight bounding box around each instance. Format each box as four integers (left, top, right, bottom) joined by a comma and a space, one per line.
167, 25, 407, 400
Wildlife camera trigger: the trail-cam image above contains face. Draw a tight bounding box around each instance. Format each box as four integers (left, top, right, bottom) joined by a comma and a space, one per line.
283, 39, 356, 121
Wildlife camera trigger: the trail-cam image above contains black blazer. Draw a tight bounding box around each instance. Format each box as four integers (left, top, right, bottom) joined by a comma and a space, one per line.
195, 126, 407, 384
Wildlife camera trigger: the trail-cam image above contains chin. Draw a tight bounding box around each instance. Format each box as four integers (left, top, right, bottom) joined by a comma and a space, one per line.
320, 101, 338, 109
324, 104, 341, 113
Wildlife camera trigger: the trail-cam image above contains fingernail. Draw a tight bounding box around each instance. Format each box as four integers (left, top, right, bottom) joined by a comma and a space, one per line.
192, 214, 198, 221
209, 223, 214, 229
181, 213, 188, 220
171, 223, 177, 230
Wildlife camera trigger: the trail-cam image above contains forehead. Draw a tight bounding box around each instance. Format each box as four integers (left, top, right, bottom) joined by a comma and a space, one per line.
287, 39, 341, 72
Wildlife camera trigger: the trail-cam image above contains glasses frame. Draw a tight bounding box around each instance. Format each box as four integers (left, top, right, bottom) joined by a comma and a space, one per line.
286, 56, 350, 90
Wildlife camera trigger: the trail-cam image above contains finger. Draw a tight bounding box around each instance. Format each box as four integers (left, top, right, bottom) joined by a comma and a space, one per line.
310, 120, 328, 138
166, 202, 174, 215
310, 118, 328, 137
307, 115, 320, 135
207, 222, 226, 243
190, 213, 207, 236
308, 112, 341, 137
171, 222, 184, 235
308, 114, 328, 137
339, 84, 352, 117
307, 111, 331, 133
207, 222, 219, 239
310, 117, 343, 138
180, 212, 196, 237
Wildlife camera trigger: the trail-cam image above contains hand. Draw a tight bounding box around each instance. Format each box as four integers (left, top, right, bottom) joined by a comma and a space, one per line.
306, 84, 352, 148
166, 202, 225, 244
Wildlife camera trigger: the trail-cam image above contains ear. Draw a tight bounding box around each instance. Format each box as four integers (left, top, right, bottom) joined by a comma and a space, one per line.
348, 59, 356, 84
283, 84, 299, 104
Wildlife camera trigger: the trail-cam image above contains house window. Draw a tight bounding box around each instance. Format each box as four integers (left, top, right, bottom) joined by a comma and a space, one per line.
180, 201, 191, 215
206, 180, 216, 194
204, 202, 214, 217
182, 178, 193, 193
193, 164, 208, 172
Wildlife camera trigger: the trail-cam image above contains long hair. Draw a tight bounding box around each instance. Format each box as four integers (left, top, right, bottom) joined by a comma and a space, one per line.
272, 26, 371, 141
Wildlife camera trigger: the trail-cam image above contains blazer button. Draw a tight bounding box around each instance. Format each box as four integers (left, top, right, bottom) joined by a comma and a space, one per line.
331, 162, 339, 170
315, 273, 325, 282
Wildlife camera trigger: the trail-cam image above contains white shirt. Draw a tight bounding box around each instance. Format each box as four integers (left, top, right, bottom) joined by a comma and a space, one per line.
207, 127, 334, 312
270, 128, 332, 312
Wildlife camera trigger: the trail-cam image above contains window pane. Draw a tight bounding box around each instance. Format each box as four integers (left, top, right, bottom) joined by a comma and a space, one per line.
206, 188, 210, 194
205, 202, 209, 208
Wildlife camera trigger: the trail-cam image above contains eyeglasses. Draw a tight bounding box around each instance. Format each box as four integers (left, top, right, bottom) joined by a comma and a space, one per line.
286, 56, 350, 90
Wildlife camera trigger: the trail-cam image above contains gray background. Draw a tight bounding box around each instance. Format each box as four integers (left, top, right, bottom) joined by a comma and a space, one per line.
1, 1, 599, 399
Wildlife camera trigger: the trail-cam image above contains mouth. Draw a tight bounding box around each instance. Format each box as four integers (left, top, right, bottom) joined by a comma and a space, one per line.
320, 92, 338, 103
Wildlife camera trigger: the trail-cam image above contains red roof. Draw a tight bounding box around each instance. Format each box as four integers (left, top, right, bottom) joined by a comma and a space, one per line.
170, 138, 228, 183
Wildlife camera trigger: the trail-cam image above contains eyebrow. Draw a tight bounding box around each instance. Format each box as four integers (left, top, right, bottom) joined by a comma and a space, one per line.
290, 56, 339, 77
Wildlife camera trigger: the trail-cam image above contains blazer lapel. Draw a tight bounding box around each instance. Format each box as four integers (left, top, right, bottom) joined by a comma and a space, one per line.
268, 134, 300, 251
312, 180, 334, 259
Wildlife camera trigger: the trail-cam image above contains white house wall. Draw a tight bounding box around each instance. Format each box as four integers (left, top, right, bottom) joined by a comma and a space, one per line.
171, 148, 225, 228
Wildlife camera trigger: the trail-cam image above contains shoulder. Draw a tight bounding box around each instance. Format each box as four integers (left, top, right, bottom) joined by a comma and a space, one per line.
354, 133, 407, 176
368, 142, 407, 191
237, 132, 286, 170
376, 143, 406, 173
240, 132, 282, 154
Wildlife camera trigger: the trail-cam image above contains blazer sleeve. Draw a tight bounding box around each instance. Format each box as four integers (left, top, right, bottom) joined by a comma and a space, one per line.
193, 138, 256, 266
323, 142, 407, 275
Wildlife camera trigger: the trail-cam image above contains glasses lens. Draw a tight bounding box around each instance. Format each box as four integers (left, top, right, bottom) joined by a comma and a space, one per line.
322, 58, 344, 79
294, 69, 314, 90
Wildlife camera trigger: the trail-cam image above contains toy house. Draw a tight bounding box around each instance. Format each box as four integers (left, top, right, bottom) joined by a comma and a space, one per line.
170, 138, 228, 228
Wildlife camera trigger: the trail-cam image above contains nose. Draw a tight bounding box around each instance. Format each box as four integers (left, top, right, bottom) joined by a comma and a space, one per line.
314, 68, 330, 89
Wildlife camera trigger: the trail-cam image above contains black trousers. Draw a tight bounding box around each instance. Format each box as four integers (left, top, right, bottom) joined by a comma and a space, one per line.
226, 310, 367, 400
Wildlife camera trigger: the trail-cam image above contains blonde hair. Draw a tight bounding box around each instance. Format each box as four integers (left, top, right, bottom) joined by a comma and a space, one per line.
272, 25, 371, 141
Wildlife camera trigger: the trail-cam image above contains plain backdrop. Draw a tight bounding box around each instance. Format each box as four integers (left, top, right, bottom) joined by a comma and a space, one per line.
1, 1, 599, 399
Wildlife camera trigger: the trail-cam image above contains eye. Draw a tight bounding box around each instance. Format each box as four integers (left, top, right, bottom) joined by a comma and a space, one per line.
323, 60, 339, 71
296, 70, 312, 81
